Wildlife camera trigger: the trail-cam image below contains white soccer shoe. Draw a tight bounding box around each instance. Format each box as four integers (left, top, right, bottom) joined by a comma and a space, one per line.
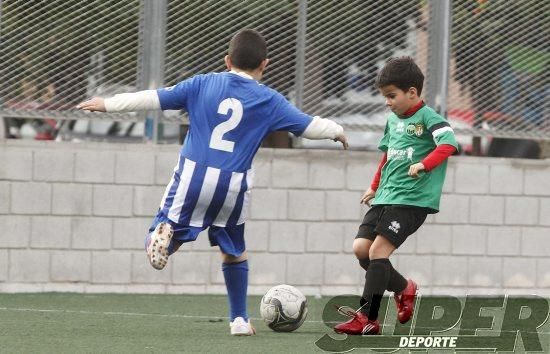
146, 222, 173, 270
230, 317, 256, 336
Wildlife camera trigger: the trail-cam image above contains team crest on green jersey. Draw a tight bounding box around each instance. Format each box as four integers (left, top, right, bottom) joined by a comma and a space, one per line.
406, 123, 424, 137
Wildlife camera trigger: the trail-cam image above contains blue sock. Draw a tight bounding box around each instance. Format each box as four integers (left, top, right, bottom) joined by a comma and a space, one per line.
222, 260, 249, 321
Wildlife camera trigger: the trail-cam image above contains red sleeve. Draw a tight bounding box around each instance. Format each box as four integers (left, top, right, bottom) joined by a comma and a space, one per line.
370, 153, 387, 191
422, 144, 456, 172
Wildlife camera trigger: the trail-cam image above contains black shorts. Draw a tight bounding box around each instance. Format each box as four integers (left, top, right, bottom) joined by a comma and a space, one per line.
356, 205, 428, 248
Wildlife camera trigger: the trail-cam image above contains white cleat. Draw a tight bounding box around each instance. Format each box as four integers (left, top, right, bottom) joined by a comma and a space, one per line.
230, 317, 256, 336
146, 222, 173, 270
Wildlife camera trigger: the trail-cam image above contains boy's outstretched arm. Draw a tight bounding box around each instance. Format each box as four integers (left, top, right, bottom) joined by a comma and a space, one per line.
301, 116, 349, 150
76, 90, 161, 113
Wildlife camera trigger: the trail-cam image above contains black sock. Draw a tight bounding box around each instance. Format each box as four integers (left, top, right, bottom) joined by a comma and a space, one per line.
360, 258, 391, 321
358, 257, 370, 271
387, 263, 408, 294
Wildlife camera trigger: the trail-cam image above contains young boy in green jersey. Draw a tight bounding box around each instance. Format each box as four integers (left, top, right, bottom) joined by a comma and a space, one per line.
334, 57, 458, 335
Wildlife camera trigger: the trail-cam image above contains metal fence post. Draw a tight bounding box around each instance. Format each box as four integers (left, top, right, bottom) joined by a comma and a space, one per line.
139, 0, 166, 143
426, 0, 452, 117
294, 0, 308, 111
0, 0, 5, 140
292, 0, 308, 148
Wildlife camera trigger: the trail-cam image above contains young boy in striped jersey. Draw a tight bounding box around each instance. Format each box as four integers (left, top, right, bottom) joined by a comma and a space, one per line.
77, 29, 347, 336
334, 57, 458, 335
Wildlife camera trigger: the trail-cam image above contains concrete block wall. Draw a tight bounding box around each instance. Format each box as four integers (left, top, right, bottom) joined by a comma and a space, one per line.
1, 140, 550, 296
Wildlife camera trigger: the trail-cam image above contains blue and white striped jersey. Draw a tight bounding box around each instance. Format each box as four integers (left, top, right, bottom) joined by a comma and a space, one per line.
159, 156, 253, 227
156, 71, 313, 227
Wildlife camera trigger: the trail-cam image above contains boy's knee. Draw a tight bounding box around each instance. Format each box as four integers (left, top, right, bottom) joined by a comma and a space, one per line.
221, 251, 248, 264
352, 239, 370, 259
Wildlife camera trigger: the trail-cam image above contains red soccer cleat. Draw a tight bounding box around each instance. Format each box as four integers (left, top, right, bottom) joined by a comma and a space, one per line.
395, 279, 418, 324
333, 307, 380, 335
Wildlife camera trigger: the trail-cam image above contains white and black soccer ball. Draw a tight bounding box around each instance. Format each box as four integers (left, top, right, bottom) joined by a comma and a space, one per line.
260, 284, 308, 332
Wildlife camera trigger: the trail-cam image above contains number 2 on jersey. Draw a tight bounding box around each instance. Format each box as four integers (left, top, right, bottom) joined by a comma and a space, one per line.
210, 98, 243, 152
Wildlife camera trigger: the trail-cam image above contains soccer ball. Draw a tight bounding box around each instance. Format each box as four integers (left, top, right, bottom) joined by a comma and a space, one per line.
260, 284, 308, 332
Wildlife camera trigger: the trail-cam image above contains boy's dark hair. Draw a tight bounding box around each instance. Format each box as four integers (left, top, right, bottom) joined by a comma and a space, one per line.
228, 29, 267, 71
375, 57, 424, 95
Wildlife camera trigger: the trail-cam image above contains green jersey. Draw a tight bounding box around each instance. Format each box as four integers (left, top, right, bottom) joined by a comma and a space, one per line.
373, 104, 458, 213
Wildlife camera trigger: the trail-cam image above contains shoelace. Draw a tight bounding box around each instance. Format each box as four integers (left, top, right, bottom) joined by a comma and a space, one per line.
335, 305, 357, 318
335, 296, 372, 318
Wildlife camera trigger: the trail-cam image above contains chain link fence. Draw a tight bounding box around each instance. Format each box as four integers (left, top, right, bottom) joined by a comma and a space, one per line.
0, 0, 140, 113
449, 0, 549, 139
0, 0, 548, 144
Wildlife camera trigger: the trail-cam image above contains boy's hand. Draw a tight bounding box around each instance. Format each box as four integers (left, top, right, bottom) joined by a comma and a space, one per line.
408, 162, 425, 178
334, 133, 349, 150
76, 97, 106, 112
360, 187, 376, 206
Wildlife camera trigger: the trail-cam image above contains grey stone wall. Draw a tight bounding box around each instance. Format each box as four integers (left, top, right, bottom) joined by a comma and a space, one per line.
1, 140, 549, 296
